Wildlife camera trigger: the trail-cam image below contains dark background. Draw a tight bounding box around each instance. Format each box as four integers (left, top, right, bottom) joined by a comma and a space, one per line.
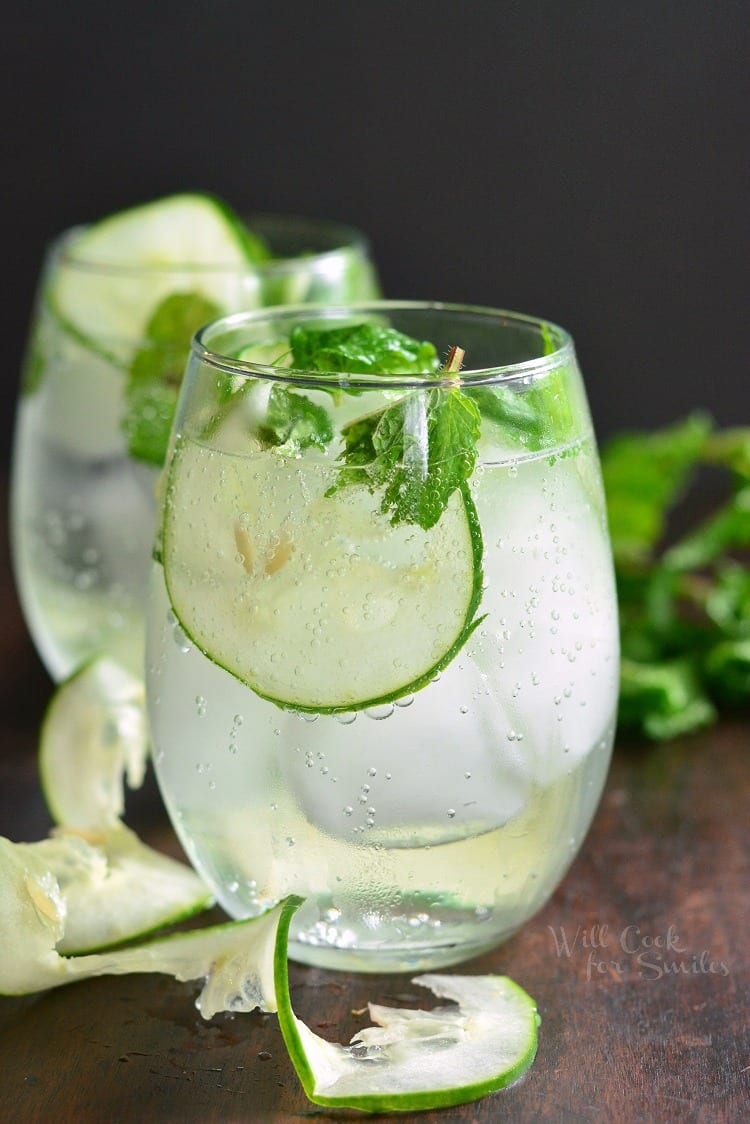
2, 1, 747, 465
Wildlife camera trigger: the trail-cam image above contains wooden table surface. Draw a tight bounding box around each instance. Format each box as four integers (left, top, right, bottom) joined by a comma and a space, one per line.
1, 485, 748, 1124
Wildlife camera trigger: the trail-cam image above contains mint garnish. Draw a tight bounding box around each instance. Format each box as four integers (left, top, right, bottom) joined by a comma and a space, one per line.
288, 323, 476, 532
260, 385, 333, 453
464, 322, 576, 451
320, 337, 479, 531
465, 385, 545, 445
290, 323, 440, 376
333, 385, 479, 531
122, 291, 220, 466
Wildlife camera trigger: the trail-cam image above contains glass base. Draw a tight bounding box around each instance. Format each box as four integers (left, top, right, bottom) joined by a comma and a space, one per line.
286, 895, 520, 973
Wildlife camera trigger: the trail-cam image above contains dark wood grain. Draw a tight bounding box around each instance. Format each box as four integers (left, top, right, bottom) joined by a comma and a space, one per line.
1, 483, 748, 1124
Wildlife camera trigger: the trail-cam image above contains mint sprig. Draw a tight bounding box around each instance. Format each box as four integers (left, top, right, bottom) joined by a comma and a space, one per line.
123, 291, 220, 466
327, 340, 480, 531
333, 387, 480, 531
602, 415, 750, 738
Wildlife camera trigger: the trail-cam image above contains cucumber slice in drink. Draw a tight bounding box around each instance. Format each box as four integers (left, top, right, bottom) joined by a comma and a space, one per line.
49, 193, 266, 360
274, 903, 539, 1112
162, 438, 483, 712
39, 658, 148, 829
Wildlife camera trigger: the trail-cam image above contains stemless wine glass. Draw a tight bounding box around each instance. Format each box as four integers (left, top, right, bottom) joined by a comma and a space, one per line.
146, 301, 620, 973
11, 214, 380, 681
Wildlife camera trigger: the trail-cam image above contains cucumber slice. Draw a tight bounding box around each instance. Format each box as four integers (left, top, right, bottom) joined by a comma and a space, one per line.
0, 856, 538, 1113
39, 658, 148, 829
162, 438, 483, 711
15, 825, 212, 955
49, 193, 266, 360
274, 903, 539, 1112
0, 831, 282, 1013
286, 977, 538, 1112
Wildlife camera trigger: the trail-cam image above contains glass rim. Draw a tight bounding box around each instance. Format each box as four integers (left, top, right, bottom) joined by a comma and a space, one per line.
192, 300, 576, 390
52, 213, 372, 277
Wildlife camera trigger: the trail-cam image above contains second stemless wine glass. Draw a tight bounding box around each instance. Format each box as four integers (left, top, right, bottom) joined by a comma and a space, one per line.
11, 209, 379, 680
146, 301, 620, 973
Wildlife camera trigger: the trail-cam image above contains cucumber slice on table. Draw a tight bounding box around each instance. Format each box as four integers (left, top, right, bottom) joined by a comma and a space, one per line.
39, 658, 149, 830
0, 873, 538, 1113
14, 825, 212, 956
48, 193, 267, 360
273, 901, 541, 1114
0, 834, 275, 1012
279, 966, 539, 1111
162, 438, 483, 712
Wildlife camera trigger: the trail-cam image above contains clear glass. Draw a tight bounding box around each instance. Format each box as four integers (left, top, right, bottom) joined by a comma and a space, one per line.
146, 302, 620, 972
11, 217, 380, 680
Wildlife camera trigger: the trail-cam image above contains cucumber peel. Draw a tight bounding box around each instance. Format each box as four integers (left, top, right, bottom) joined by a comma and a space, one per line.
274, 899, 539, 1112
0, 855, 538, 1112
4, 825, 212, 958
39, 658, 149, 829
0, 830, 278, 1012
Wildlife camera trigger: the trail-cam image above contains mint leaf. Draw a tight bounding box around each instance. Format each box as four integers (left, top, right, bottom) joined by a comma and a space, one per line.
290, 323, 440, 376
381, 390, 481, 530
335, 389, 481, 531
664, 486, 750, 571
704, 639, 750, 706
705, 563, 750, 637
466, 323, 578, 451
523, 367, 577, 446
123, 291, 220, 466
139, 291, 221, 347
466, 386, 546, 447
703, 428, 750, 479
600, 413, 750, 739
601, 414, 712, 565
260, 385, 333, 453
618, 657, 716, 740
291, 320, 479, 528
334, 410, 383, 491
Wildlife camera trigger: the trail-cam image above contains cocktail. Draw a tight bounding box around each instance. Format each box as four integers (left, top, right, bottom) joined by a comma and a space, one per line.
146, 302, 620, 972
11, 195, 379, 681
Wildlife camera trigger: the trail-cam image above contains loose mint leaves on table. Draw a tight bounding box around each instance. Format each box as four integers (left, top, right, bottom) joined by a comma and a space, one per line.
123, 292, 220, 466
601, 414, 750, 739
